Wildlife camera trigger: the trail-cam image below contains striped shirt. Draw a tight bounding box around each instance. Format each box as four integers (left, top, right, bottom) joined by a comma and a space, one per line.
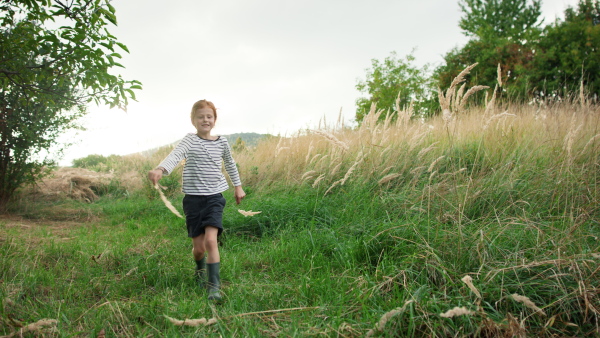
158, 133, 242, 195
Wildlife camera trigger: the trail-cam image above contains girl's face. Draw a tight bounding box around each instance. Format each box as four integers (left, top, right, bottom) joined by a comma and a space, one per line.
192, 108, 216, 136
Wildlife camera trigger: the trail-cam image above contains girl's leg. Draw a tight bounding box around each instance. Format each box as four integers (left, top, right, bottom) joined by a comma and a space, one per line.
204, 226, 222, 301
192, 234, 206, 260
192, 235, 207, 288
203, 226, 220, 263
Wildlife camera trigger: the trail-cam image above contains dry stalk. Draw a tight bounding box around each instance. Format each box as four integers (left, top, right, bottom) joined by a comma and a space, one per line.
417, 142, 439, 160
324, 179, 343, 195
407, 129, 430, 153
341, 151, 364, 185
428, 170, 437, 181
330, 161, 343, 177
440, 307, 476, 318
312, 130, 349, 151
361, 106, 385, 132
497, 63, 503, 87
301, 170, 318, 181
224, 307, 321, 319
395, 96, 414, 127
378, 173, 402, 185
580, 78, 586, 107
484, 85, 498, 115
482, 111, 516, 130
511, 294, 546, 316
458, 85, 489, 111
380, 146, 393, 159
439, 63, 478, 116
164, 315, 218, 327
312, 174, 326, 188
381, 166, 394, 176
563, 113, 583, 157
154, 184, 183, 218
427, 156, 445, 173
308, 154, 322, 165
580, 133, 600, 155
2, 319, 58, 338
410, 166, 426, 175
365, 300, 414, 337
238, 209, 262, 217
449, 63, 478, 92
461, 275, 482, 298
305, 142, 314, 163
275, 146, 289, 157
316, 154, 329, 164
454, 83, 466, 110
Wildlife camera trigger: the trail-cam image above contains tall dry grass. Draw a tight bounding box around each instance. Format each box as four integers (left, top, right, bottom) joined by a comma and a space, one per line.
236, 93, 599, 220
229, 72, 599, 336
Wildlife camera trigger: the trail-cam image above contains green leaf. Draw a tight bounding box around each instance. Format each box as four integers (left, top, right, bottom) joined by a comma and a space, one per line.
116, 42, 130, 53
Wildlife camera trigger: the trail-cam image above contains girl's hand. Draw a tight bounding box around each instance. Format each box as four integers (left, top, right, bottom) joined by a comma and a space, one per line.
148, 169, 163, 185
234, 186, 246, 205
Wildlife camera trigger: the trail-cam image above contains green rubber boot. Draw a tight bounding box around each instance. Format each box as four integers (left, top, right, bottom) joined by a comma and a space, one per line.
207, 262, 222, 302
195, 257, 207, 289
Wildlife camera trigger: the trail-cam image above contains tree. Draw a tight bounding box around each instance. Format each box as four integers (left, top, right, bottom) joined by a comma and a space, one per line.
436, 0, 542, 100
0, 0, 141, 209
355, 51, 436, 122
459, 0, 542, 41
530, 0, 600, 98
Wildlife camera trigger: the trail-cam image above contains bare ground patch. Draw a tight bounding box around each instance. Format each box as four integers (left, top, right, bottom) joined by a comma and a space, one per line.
0, 214, 91, 242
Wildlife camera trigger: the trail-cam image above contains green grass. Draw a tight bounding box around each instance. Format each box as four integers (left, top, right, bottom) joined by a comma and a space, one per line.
1, 181, 598, 337
2, 102, 599, 336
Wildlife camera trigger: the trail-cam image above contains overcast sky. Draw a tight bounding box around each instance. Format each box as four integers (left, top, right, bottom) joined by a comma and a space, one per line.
58, 0, 580, 166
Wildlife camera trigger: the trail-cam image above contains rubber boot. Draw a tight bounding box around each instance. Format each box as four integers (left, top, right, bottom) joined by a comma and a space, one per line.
195, 257, 207, 289
207, 262, 222, 302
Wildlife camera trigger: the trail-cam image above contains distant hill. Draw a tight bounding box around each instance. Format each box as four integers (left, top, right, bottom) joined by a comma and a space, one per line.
139, 132, 270, 157
222, 132, 270, 147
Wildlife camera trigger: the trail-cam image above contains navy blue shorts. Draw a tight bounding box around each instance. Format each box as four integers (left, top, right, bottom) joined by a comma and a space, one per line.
182, 194, 226, 238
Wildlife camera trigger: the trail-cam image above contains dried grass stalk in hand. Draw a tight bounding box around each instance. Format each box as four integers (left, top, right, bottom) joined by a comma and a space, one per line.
154, 184, 183, 218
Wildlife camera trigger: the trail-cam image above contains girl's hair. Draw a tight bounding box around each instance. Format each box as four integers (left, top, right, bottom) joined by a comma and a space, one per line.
190, 99, 217, 119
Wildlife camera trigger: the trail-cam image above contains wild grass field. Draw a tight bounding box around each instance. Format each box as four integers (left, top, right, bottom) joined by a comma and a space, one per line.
1, 75, 599, 336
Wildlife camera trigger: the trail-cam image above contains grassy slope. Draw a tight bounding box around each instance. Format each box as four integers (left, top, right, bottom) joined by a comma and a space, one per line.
1, 100, 599, 337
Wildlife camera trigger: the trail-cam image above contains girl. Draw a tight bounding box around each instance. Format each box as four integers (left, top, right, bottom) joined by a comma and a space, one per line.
148, 99, 245, 301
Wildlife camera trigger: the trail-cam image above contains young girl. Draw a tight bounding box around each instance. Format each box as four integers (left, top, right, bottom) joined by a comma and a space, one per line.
147, 99, 245, 302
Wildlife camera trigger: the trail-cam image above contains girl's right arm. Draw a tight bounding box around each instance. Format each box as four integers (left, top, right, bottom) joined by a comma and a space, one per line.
147, 167, 165, 185
147, 134, 192, 184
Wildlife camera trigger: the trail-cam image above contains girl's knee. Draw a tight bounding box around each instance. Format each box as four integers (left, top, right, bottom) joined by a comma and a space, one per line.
204, 236, 218, 250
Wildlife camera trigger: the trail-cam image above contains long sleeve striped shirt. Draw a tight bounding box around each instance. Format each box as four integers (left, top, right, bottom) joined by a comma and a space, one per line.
158, 133, 242, 195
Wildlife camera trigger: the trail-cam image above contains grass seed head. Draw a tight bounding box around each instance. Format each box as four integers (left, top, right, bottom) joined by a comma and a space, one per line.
378, 173, 401, 185
511, 294, 546, 316
440, 307, 475, 318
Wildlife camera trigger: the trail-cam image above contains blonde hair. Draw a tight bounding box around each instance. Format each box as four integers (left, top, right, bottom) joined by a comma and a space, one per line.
190, 99, 217, 119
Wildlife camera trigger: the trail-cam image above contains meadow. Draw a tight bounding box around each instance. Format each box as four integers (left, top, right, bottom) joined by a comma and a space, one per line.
1, 74, 599, 336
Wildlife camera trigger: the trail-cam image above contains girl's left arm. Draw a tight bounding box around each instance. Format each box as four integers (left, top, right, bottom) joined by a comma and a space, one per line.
222, 138, 245, 204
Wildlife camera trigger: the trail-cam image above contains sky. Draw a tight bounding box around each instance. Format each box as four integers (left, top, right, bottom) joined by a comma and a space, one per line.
58, 0, 580, 166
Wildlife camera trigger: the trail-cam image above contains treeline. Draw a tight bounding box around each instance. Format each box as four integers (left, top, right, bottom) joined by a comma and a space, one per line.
355, 0, 600, 120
